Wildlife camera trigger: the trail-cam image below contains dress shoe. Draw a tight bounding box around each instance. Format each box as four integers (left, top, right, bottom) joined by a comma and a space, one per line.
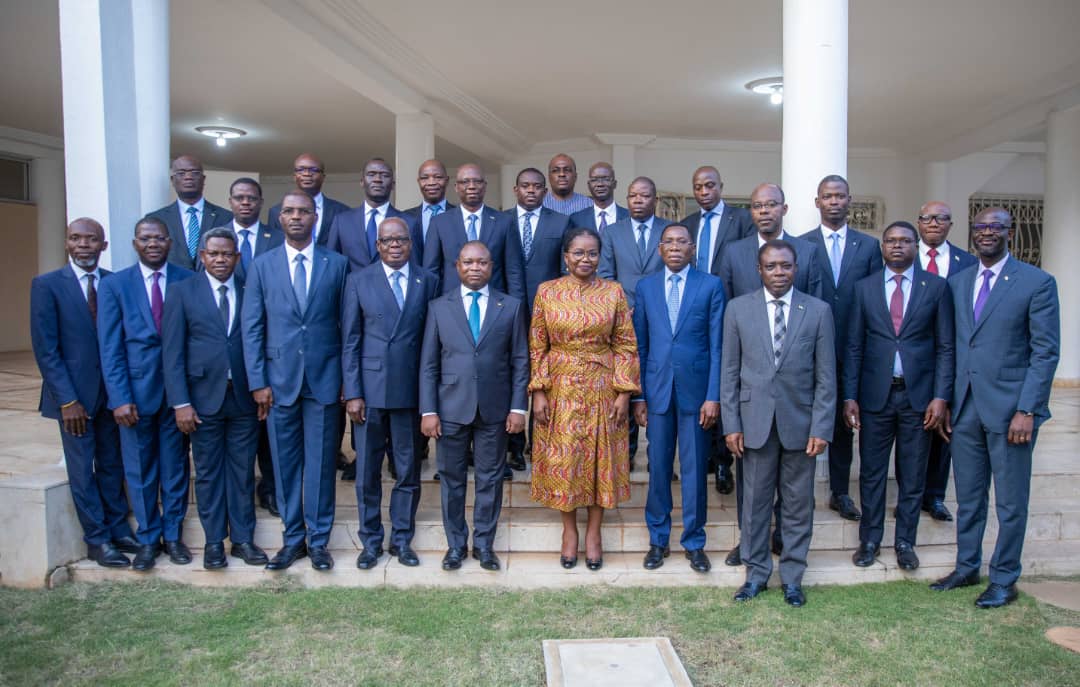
473, 548, 501, 571
356, 546, 383, 570
829, 494, 862, 521
771, 530, 783, 556
586, 557, 603, 571
930, 569, 981, 592
203, 542, 227, 569
782, 584, 806, 607
336, 451, 350, 470
309, 545, 334, 571
442, 547, 467, 570
924, 498, 954, 522
87, 542, 130, 568
975, 583, 1019, 609
260, 492, 280, 518
110, 535, 141, 555
686, 549, 711, 573
725, 544, 743, 567
503, 465, 514, 481
894, 541, 919, 570
265, 543, 307, 570
560, 555, 578, 569
733, 581, 767, 601
433, 471, 440, 481
714, 464, 734, 495
643, 545, 670, 570
132, 543, 161, 572
507, 449, 526, 471
852, 541, 880, 567
340, 461, 356, 481
164, 540, 192, 565
389, 544, 420, 567
231, 542, 269, 566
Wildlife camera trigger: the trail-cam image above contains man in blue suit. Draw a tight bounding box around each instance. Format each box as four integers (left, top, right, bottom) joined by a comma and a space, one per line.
242, 190, 350, 571
146, 154, 232, 271
930, 207, 1059, 608
343, 217, 439, 570
843, 221, 954, 572
681, 166, 756, 277
402, 159, 456, 264
632, 223, 725, 574
98, 217, 194, 571
267, 153, 350, 248
802, 175, 883, 521
162, 227, 268, 570
326, 157, 410, 272
31, 218, 136, 568
569, 162, 629, 233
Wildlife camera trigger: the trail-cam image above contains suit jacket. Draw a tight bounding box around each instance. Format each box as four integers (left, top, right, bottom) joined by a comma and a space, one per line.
419, 288, 529, 425
30, 265, 111, 419
268, 194, 350, 248
212, 221, 284, 282
326, 202, 411, 272
632, 268, 725, 415
162, 273, 255, 416
597, 216, 672, 309
569, 204, 629, 232
241, 245, 349, 407
341, 263, 439, 409
720, 289, 836, 451
505, 206, 572, 310
146, 200, 233, 271
422, 205, 526, 300
917, 240, 978, 281
843, 270, 955, 413
950, 256, 1059, 429
98, 263, 195, 413
682, 205, 756, 276
402, 201, 457, 264
718, 233, 823, 300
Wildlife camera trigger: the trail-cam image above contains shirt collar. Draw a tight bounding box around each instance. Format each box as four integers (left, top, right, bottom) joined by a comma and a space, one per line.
821, 223, 848, 240
634, 216, 654, 230
885, 264, 916, 284
365, 201, 389, 215
233, 219, 259, 234
664, 264, 691, 281
460, 205, 484, 223
284, 240, 315, 264
757, 231, 786, 248
204, 270, 236, 292
423, 200, 447, 212
517, 205, 540, 220
919, 240, 949, 258
69, 259, 101, 281
764, 287, 793, 306
702, 200, 725, 217
313, 192, 324, 207
460, 283, 490, 300
139, 261, 164, 281
177, 197, 205, 214
382, 261, 410, 280
982, 253, 1010, 277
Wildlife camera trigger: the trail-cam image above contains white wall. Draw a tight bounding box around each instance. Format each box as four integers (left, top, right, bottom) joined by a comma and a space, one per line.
980, 154, 1045, 195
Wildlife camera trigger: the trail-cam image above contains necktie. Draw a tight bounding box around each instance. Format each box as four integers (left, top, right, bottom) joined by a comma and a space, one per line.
366, 209, 378, 259
667, 274, 682, 332
926, 247, 939, 275
889, 274, 905, 335
218, 284, 231, 332
521, 212, 534, 259
467, 214, 479, 242
772, 300, 786, 367
151, 272, 164, 334
637, 223, 647, 259
390, 270, 405, 310
293, 254, 308, 313
973, 269, 993, 322
697, 211, 714, 272
468, 291, 481, 342
829, 232, 842, 286
425, 204, 441, 239
598, 210, 608, 232
86, 274, 97, 322
239, 229, 252, 270
186, 207, 200, 259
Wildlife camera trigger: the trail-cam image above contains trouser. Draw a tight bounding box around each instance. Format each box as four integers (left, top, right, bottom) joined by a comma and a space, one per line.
354, 407, 421, 550
438, 415, 507, 551
118, 405, 189, 545
58, 406, 132, 546
644, 400, 709, 550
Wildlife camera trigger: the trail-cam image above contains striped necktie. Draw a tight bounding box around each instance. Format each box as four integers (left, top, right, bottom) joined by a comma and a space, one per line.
186, 207, 200, 259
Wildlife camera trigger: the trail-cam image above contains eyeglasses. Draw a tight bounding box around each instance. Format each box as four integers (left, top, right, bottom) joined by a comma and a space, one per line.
171, 169, 204, 178
971, 222, 1010, 234
660, 238, 692, 246
882, 237, 916, 246
918, 214, 951, 224
294, 166, 323, 175
377, 236, 410, 246
567, 250, 600, 259
751, 201, 782, 211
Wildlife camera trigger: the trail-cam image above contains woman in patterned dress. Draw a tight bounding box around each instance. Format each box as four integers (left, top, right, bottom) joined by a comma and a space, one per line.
529, 226, 640, 570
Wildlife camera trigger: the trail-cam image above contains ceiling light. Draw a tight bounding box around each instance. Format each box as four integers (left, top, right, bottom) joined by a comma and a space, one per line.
745, 77, 783, 106
195, 125, 247, 148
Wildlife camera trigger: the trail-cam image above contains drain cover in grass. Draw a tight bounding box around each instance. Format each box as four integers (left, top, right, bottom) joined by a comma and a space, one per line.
542, 637, 692, 687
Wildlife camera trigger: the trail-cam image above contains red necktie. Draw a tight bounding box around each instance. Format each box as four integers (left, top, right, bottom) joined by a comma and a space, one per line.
926, 247, 939, 275
890, 274, 904, 335
86, 274, 98, 322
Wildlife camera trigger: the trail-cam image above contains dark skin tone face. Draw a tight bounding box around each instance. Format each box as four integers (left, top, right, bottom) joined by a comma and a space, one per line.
66, 218, 107, 270
363, 159, 394, 205
586, 163, 616, 206
456, 242, 493, 290
200, 236, 240, 283
279, 193, 317, 249
293, 154, 326, 196
455, 164, 487, 211
691, 167, 722, 212
170, 155, 205, 202
758, 245, 796, 299
815, 180, 851, 229
626, 180, 657, 221
229, 182, 263, 228
376, 217, 412, 269
971, 207, 1013, 266
881, 225, 918, 272
917, 201, 952, 248
750, 184, 787, 239
417, 160, 449, 204
514, 170, 547, 211
548, 155, 577, 199
564, 234, 600, 282
132, 221, 171, 270
658, 225, 694, 272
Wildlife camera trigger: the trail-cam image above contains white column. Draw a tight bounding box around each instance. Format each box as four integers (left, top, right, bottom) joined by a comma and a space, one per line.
1043, 104, 1080, 382
29, 157, 67, 274
394, 112, 435, 210
58, 0, 169, 270
500, 164, 517, 211
595, 135, 655, 187
781, 0, 848, 234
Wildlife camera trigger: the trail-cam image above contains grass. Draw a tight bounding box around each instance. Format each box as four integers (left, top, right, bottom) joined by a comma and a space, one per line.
1, 580, 1079, 686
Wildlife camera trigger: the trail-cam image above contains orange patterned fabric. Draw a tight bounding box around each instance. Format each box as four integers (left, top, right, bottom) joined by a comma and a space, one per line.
528, 276, 641, 511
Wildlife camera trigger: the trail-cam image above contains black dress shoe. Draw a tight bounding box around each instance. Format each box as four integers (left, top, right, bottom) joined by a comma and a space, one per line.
502, 465, 514, 481
930, 569, 981, 591
389, 544, 420, 567
771, 530, 783, 556
433, 471, 440, 481
560, 555, 578, 569
733, 581, 767, 601
725, 544, 743, 567
852, 541, 880, 567
132, 543, 161, 572
265, 543, 307, 570
586, 557, 603, 571
340, 461, 356, 481
924, 498, 954, 522
110, 535, 140, 555
473, 548, 501, 571
643, 545, 670, 570
829, 494, 862, 521
782, 584, 806, 607
356, 546, 383, 570
714, 464, 734, 495
203, 542, 227, 569
686, 549, 712, 573
309, 545, 334, 571
894, 541, 920, 570
88, 542, 130, 568
442, 547, 467, 570
507, 450, 526, 471
164, 540, 192, 565
231, 542, 269, 566
975, 583, 1019, 609
260, 493, 280, 518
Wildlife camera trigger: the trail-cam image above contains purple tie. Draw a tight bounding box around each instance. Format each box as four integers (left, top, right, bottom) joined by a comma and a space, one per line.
151, 271, 164, 334
973, 269, 993, 322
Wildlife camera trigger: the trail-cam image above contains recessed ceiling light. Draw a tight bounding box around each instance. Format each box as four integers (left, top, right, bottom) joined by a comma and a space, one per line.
745, 77, 783, 106
195, 125, 247, 148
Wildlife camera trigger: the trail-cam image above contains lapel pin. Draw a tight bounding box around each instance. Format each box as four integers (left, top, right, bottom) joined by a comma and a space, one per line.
497, 301, 504, 307
920, 280, 927, 286
1003, 275, 1009, 281
263, 233, 270, 238
414, 277, 421, 284
797, 304, 805, 310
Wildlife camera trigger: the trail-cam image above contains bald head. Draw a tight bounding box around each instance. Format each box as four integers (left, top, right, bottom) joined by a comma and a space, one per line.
66, 217, 108, 270
293, 153, 326, 196
916, 200, 953, 248
548, 153, 578, 200
417, 159, 449, 205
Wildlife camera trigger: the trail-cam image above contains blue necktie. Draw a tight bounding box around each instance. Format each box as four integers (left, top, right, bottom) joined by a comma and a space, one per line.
186, 207, 200, 259
366, 209, 378, 259
521, 212, 534, 259
467, 214, 478, 242
667, 274, 682, 332
390, 270, 405, 310
239, 229, 252, 270
598, 210, 608, 232
293, 254, 307, 313
637, 223, 647, 260
829, 232, 842, 286
424, 204, 441, 240
468, 291, 481, 342
697, 211, 714, 272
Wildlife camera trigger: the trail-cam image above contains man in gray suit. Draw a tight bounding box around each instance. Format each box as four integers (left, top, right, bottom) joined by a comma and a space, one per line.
147, 154, 232, 271
598, 176, 670, 309
420, 241, 529, 572
721, 239, 836, 607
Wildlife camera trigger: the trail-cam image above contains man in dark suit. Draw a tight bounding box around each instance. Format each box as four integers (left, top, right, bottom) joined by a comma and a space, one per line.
31, 218, 136, 568
146, 155, 231, 271
931, 207, 1059, 608
327, 157, 410, 272
242, 191, 350, 572
267, 153, 350, 248
423, 163, 526, 301
721, 239, 836, 607
98, 217, 194, 571
802, 174, 883, 521
402, 159, 456, 263
420, 241, 529, 572
843, 221, 954, 571
681, 166, 755, 277
342, 217, 439, 570
569, 162, 629, 233
915, 201, 978, 523
162, 227, 268, 569
632, 224, 725, 574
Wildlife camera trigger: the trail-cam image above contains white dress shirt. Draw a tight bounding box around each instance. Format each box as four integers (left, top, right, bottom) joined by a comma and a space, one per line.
365, 201, 389, 237
516, 205, 539, 250
459, 205, 484, 240
821, 223, 849, 263
884, 266, 914, 377
233, 220, 260, 256
664, 264, 691, 302
177, 197, 206, 245
593, 203, 615, 230
633, 216, 655, 247
697, 200, 725, 268
757, 230, 787, 248
973, 253, 1010, 303
764, 287, 793, 340
421, 200, 448, 238
205, 271, 238, 335
918, 240, 952, 278
382, 261, 410, 301
69, 260, 101, 301
284, 240, 315, 292
139, 261, 168, 304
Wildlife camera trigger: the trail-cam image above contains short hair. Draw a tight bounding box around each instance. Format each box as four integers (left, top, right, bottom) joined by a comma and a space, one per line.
758, 238, 796, 264
201, 226, 238, 249
516, 167, 546, 185
229, 177, 263, 197
135, 216, 168, 235
629, 176, 657, 195
884, 220, 918, 241
365, 157, 394, 174
456, 240, 491, 260
562, 226, 601, 253
752, 182, 786, 203
817, 174, 850, 195
282, 189, 315, 208
660, 223, 691, 240
378, 216, 410, 234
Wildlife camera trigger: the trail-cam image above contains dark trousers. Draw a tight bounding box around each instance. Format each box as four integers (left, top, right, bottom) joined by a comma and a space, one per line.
644, 402, 709, 550
255, 420, 275, 502
189, 386, 259, 545
857, 384, 929, 547
952, 400, 1035, 586
629, 417, 640, 465
507, 414, 533, 455
828, 402, 855, 497
353, 407, 421, 550
437, 415, 507, 551
118, 405, 189, 545
924, 433, 951, 503
58, 407, 132, 546
267, 382, 340, 548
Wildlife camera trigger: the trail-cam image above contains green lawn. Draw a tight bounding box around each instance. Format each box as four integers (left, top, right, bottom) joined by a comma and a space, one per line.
1, 579, 1078, 686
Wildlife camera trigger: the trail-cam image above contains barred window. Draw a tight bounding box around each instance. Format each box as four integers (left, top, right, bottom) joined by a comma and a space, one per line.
658, 192, 884, 235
